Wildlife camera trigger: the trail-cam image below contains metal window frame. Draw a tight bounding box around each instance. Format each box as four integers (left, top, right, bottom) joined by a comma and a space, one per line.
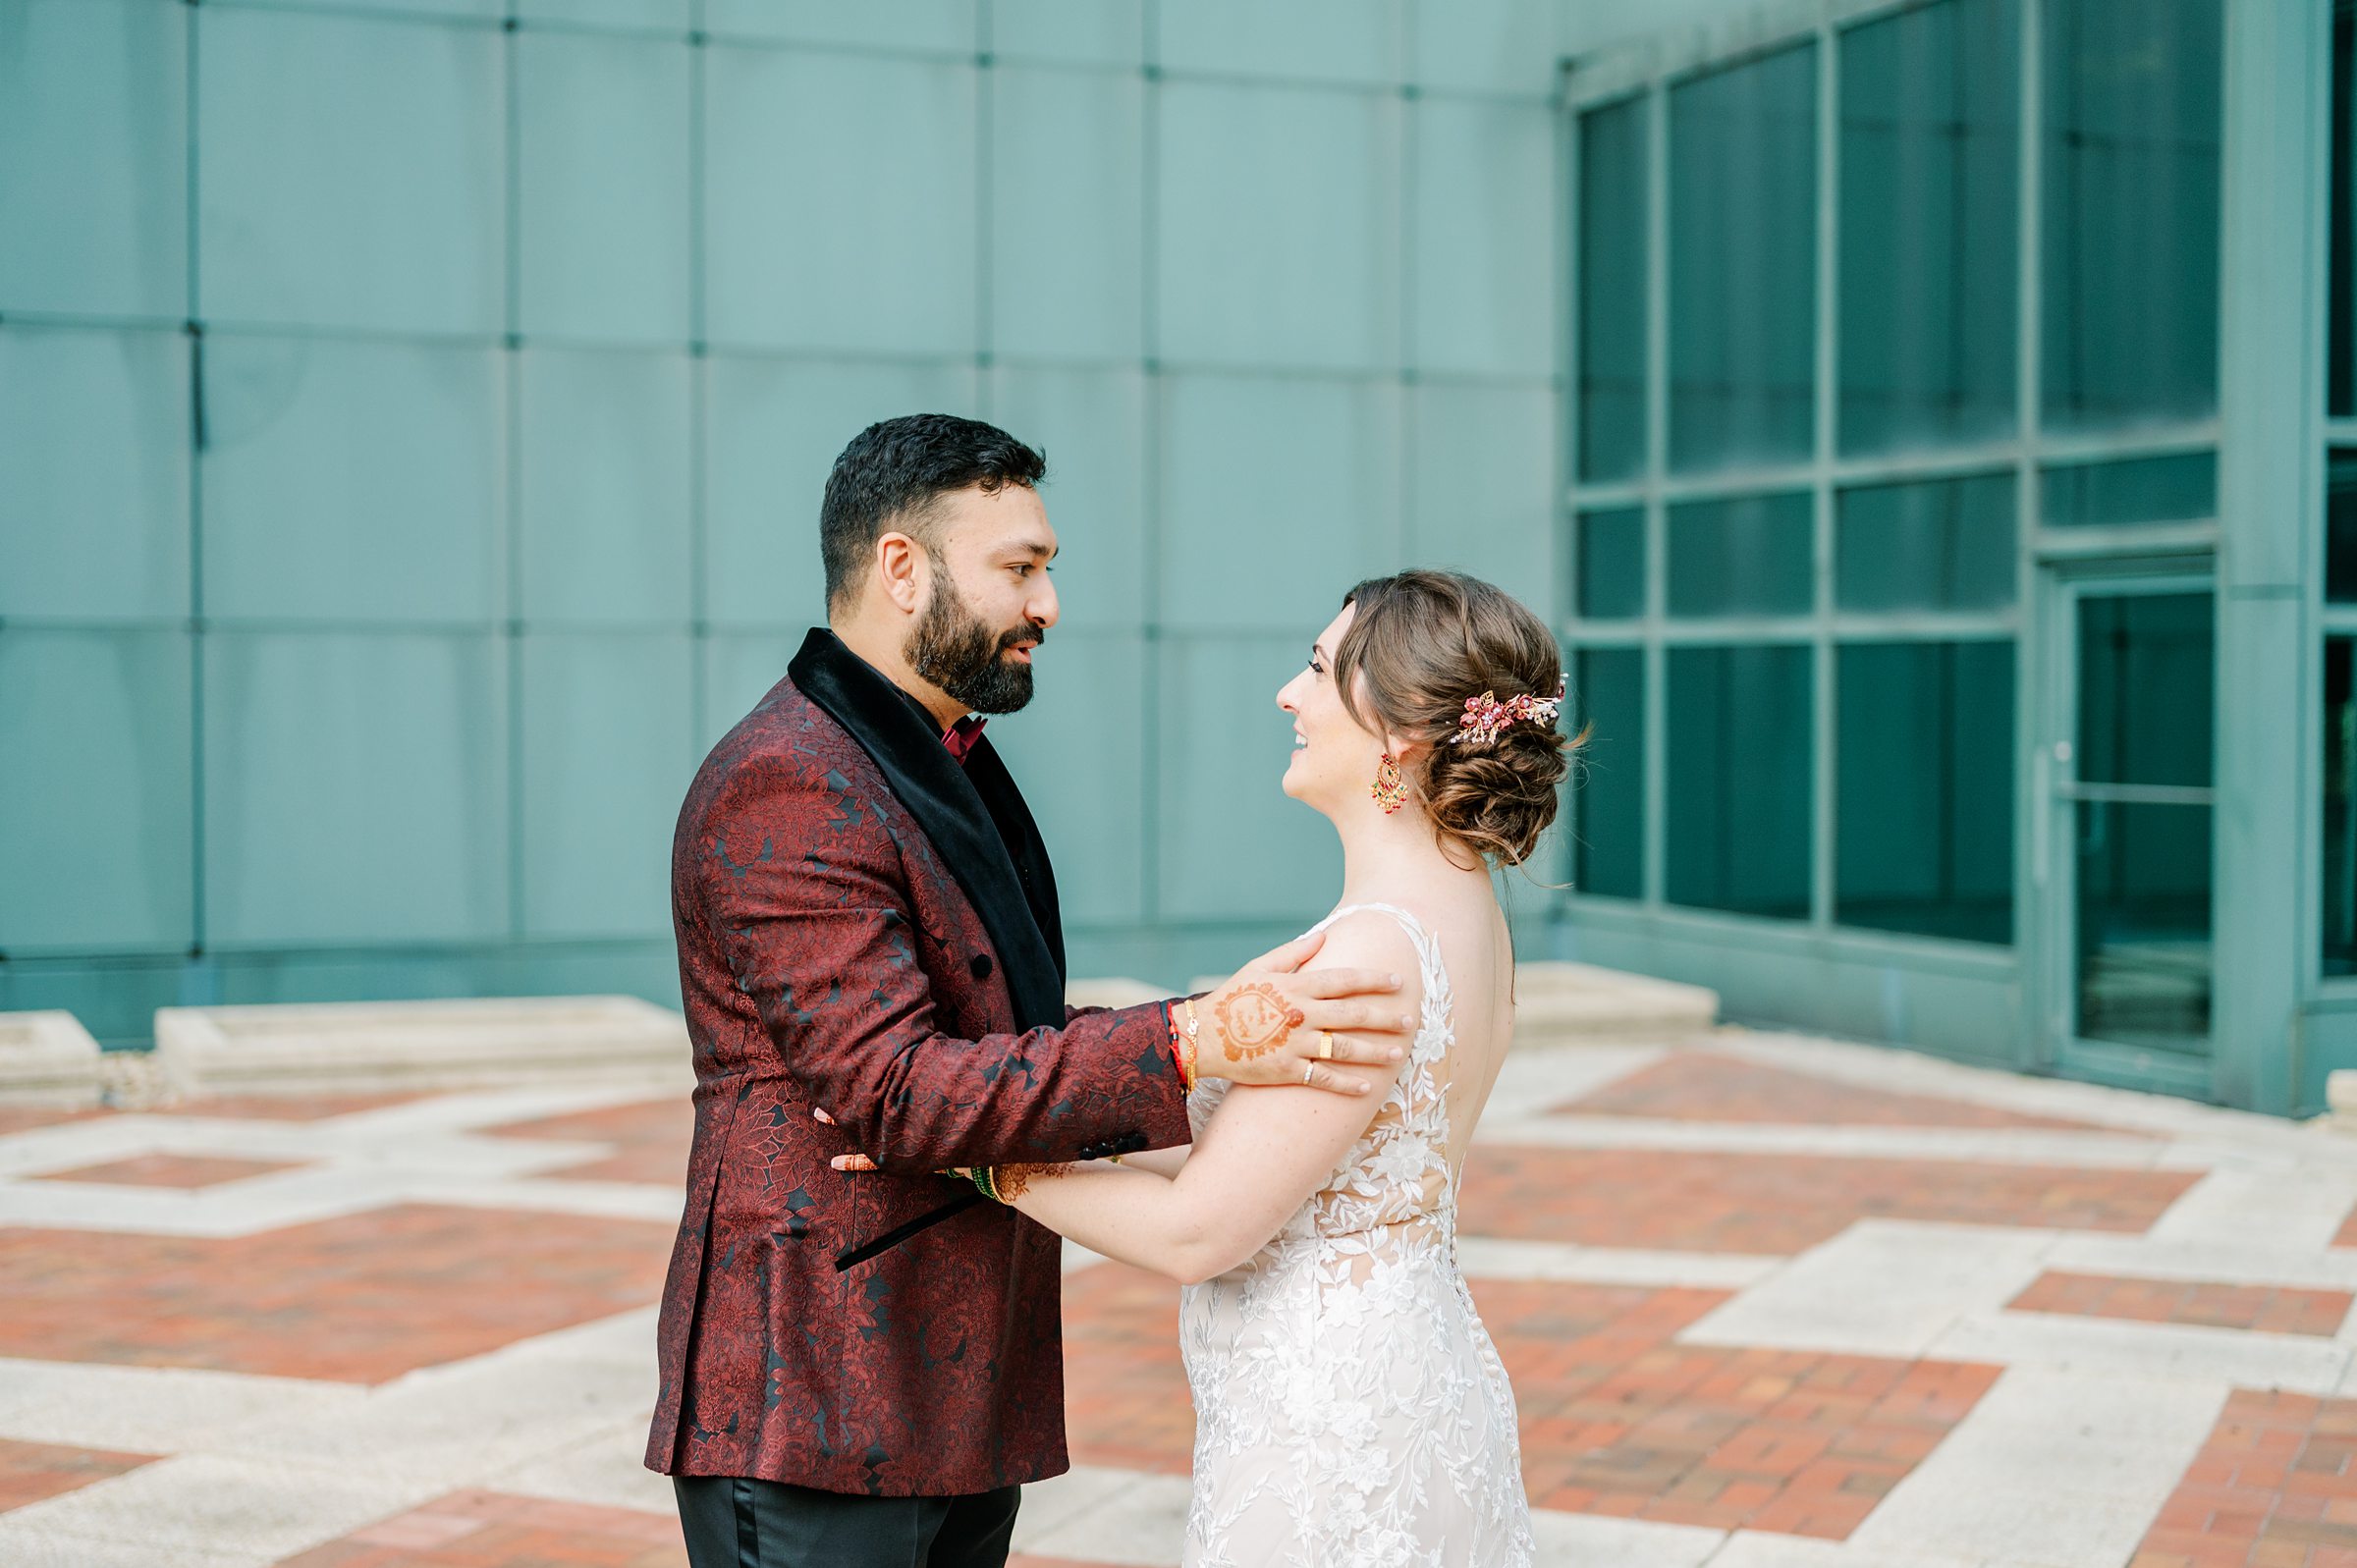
1555, 0, 2253, 1024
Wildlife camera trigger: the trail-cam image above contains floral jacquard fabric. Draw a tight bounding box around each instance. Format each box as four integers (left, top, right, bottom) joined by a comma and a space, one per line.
1179, 902, 1534, 1567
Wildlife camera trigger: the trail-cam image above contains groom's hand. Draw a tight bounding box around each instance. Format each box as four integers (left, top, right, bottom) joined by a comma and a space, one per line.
1189, 930, 1410, 1096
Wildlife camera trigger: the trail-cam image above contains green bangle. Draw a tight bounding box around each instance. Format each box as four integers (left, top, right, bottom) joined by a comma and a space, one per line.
969, 1166, 1003, 1204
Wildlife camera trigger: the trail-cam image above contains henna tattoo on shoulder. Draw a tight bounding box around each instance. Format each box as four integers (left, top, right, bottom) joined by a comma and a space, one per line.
1213, 981, 1306, 1062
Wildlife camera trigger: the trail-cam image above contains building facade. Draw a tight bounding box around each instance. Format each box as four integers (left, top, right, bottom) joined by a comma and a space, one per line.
2, 0, 2345, 1118
1557, 0, 2344, 1116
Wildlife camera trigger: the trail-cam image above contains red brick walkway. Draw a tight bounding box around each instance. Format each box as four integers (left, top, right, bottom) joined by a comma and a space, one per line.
2130, 1390, 2357, 1568
1562, 1051, 2149, 1134
1456, 1145, 2201, 1254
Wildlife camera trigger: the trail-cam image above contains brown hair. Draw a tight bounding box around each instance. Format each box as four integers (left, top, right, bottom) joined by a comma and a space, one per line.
1333, 569, 1584, 870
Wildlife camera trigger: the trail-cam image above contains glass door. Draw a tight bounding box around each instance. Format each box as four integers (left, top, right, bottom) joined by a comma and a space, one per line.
2039, 572, 2216, 1093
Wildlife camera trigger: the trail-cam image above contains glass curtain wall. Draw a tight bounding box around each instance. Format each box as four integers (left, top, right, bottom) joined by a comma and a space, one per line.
1566, 0, 2221, 953
2327, 3, 2357, 976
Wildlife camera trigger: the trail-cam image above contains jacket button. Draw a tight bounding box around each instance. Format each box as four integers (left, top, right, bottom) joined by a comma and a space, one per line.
970, 953, 993, 979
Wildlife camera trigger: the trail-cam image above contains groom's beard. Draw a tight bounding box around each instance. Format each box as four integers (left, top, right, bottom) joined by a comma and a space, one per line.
905, 567, 1040, 715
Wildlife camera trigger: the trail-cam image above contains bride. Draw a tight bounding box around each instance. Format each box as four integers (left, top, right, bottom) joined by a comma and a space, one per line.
971, 568, 1567, 1566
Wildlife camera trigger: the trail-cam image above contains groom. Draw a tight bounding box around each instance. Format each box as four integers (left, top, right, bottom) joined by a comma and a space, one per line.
648, 414, 1414, 1567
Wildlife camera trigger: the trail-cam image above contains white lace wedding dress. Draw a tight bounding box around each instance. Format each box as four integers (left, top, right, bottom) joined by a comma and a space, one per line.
1178, 902, 1534, 1568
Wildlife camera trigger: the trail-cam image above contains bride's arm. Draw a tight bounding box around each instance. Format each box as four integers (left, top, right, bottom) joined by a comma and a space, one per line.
995, 914, 1417, 1284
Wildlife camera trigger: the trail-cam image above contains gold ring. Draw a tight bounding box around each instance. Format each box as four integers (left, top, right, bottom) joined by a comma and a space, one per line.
1317, 1030, 1335, 1060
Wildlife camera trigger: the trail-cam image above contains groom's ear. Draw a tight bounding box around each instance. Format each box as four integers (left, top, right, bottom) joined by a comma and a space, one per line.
874, 530, 927, 616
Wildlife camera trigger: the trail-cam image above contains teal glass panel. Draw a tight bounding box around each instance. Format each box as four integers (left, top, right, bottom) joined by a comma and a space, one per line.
1575, 509, 1644, 622
2075, 798, 2212, 1054
1836, 640, 2014, 944
1666, 643, 1812, 917
1838, 0, 2019, 455
520, 632, 694, 940
1157, 84, 1400, 373
202, 632, 508, 946
989, 67, 1145, 363
2041, 0, 2221, 433
1411, 0, 1562, 98
1577, 96, 1646, 483
2326, 637, 2357, 973
992, 0, 1145, 68
199, 337, 502, 625
265, 0, 501, 18
1407, 382, 1555, 606
0, 629, 192, 953
2077, 592, 2212, 790
2333, 0, 2354, 418
701, 633, 801, 749
1667, 493, 1813, 619
1569, 646, 1642, 898
2041, 452, 2217, 529
1836, 474, 2015, 613
703, 0, 974, 52
704, 50, 978, 354
1155, 0, 1401, 88
0, 326, 191, 622
1669, 44, 1818, 472
1157, 636, 1343, 922
985, 366, 1148, 633
2331, 452, 2357, 604
196, 8, 503, 335
703, 355, 979, 629
515, 0, 689, 29
983, 633, 1148, 925
0, 0, 187, 318
518, 348, 693, 626
1413, 99, 1556, 378
1158, 373, 1403, 630
517, 31, 691, 346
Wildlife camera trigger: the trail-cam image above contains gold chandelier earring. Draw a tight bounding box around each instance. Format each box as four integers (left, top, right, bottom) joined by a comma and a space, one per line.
1370, 752, 1407, 814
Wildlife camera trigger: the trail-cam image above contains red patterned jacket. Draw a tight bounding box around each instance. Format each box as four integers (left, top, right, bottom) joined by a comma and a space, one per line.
644, 629, 1191, 1496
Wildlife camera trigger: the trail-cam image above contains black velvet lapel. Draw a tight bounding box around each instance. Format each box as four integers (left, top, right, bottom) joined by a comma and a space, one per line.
788, 629, 1067, 1032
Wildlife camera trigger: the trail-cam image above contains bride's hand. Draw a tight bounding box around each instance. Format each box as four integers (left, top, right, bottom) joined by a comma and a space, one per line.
1188, 930, 1410, 1096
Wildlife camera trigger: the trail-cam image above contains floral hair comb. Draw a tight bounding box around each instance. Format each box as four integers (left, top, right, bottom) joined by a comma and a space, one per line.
1448, 676, 1566, 746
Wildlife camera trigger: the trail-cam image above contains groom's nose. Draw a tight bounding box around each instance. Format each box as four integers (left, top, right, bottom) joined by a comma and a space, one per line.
1027, 574, 1060, 630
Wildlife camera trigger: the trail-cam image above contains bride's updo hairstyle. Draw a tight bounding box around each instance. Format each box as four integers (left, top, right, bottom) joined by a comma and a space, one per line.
1331, 569, 1582, 870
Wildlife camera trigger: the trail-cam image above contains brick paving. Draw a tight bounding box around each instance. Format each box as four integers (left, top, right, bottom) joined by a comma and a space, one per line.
2129, 1390, 2357, 1568
0, 1436, 157, 1512
2009, 1271, 2356, 1339
30, 1152, 310, 1189
1561, 1050, 2147, 1134
0, 1203, 674, 1382
1456, 1144, 2203, 1254
0, 1036, 2348, 1566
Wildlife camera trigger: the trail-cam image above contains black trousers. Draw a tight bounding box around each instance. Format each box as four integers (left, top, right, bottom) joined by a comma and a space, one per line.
674, 1475, 1020, 1568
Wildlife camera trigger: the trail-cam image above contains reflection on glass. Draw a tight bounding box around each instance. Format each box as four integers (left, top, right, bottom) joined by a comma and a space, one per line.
2075, 799, 2211, 1055
2041, 0, 2221, 433
1666, 643, 1811, 917
2076, 592, 2212, 789
2041, 452, 2216, 528
2331, 0, 2353, 418
1838, 0, 2019, 455
2327, 638, 2357, 973
1571, 647, 1643, 898
1579, 98, 1647, 482
1836, 474, 2015, 613
1576, 508, 1645, 621
1668, 493, 1812, 619
1669, 44, 1817, 471
1836, 640, 2014, 943
2330, 452, 2357, 604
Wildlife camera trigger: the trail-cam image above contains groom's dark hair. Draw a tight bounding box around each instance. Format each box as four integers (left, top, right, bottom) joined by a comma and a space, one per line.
821, 414, 1048, 614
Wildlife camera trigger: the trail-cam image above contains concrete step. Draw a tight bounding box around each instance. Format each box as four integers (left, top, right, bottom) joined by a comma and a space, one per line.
0, 1010, 104, 1102
152, 995, 691, 1097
